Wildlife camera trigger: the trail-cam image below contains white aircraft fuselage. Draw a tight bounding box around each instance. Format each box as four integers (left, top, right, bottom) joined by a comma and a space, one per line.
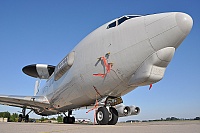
0, 12, 193, 125
35, 12, 192, 115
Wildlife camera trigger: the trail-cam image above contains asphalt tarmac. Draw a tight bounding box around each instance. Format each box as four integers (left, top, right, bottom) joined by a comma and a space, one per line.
0, 121, 199, 133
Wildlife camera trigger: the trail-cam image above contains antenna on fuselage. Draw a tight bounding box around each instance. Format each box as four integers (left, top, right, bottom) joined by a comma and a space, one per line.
34, 79, 40, 96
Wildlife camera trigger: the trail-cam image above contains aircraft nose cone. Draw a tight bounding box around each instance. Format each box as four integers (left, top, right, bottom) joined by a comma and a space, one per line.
175, 12, 193, 35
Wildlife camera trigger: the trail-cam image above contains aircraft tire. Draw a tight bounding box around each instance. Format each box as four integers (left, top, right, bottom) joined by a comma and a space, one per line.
71, 116, 75, 123
96, 106, 109, 125
68, 117, 75, 124
25, 115, 29, 122
63, 116, 75, 124
63, 117, 67, 124
108, 107, 118, 125
18, 114, 22, 122
63, 117, 69, 124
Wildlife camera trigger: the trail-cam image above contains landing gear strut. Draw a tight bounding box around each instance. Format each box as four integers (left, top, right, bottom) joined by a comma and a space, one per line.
63, 110, 75, 124
18, 107, 31, 122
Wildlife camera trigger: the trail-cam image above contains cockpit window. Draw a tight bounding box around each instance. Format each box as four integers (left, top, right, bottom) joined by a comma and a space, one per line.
127, 15, 141, 19
118, 16, 128, 25
107, 15, 141, 29
107, 21, 116, 29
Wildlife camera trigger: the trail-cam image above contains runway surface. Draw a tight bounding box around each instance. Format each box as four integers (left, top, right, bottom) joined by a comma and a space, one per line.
0, 121, 199, 133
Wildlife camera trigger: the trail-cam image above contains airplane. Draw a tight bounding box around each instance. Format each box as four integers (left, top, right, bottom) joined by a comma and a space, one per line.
0, 12, 193, 125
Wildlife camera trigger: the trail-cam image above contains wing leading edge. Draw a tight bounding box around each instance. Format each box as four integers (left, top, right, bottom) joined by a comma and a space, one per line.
0, 95, 50, 110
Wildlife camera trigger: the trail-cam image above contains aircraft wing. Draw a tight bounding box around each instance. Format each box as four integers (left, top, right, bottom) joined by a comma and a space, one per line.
0, 95, 50, 110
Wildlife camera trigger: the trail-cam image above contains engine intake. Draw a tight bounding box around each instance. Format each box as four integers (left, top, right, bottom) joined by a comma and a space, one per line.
115, 104, 140, 117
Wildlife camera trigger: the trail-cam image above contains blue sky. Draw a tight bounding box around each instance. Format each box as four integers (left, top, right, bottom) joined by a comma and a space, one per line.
0, 0, 199, 121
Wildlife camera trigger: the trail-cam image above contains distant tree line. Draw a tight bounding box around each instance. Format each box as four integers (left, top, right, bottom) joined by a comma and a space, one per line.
165, 116, 200, 121
0, 112, 19, 122
0, 111, 62, 123
126, 116, 200, 123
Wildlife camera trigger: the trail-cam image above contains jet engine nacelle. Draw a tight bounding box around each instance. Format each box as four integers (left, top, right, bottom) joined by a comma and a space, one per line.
115, 104, 140, 117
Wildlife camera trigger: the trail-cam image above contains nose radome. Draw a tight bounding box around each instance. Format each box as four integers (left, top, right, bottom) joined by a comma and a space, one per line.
175, 12, 193, 35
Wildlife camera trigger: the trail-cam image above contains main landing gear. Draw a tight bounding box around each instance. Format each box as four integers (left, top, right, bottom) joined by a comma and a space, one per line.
18, 107, 32, 122
62, 107, 118, 125
62, 96, 121, 125
96, 106, 118, 125
95, 97, 121, 125
63, 110, 75, 124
